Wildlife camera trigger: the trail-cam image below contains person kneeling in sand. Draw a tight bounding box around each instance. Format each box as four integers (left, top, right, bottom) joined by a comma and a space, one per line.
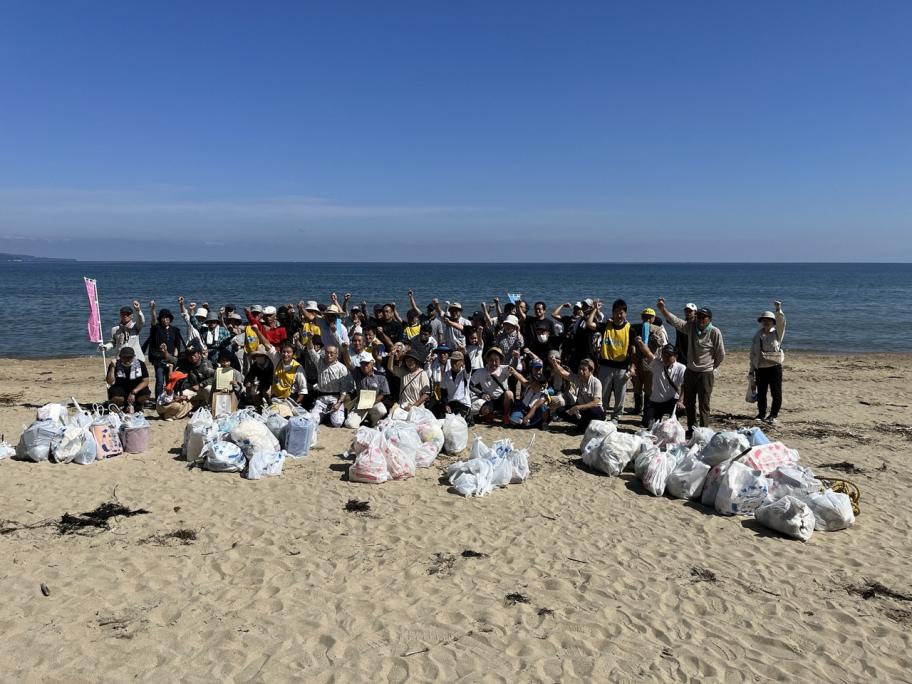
387, 347, 431, 416
548, 357, 605, 430
106, 346, 151, 414
469, 346, 514, 424
307, 340, 355, 427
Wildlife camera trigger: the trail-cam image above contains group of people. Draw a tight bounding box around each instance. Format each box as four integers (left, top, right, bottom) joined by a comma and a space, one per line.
101, 291, 786, 439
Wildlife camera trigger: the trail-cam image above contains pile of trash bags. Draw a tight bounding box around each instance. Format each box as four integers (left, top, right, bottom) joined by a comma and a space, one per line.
184, 400, 319, 480
12, 401, 152, 466
445, 436, 532, 497
346, 407, 450, 484
580, 418, 855, 542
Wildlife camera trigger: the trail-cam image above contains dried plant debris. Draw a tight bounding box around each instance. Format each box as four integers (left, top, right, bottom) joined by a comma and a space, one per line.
846, 581, 912, 602
142, 528, 198, 545
818, 461, 864, 475
461, 549, 488, 558
58, 502, 149, 535
690, 567, 719, 584
875, 423, 912, 441
345, 499, 371, 513
427, 553, 457, 576
504, 592, 531, 606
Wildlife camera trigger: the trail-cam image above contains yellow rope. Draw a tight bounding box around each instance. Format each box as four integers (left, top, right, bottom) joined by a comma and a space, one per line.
821, 478, 861, 516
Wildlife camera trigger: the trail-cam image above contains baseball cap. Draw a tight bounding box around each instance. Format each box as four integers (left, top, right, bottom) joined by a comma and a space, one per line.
449, 301, 463, 310
359, 356, 375, 365
250, 305, 263, 314
661, 344, 677, 356
263, 306, 277, 316
119, 306, 133, 315
696, 307, 713, 319
641, 308, 656, 317
503, 314, 519, 327
530, 359, 544, 368
583, 298, 594, 307
449, 350, 464, 361
684, 302, 697, 311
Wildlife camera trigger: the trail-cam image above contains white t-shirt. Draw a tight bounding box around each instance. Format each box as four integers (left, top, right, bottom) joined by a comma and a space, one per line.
471, 365, 510, 400
443, 316, 471, 349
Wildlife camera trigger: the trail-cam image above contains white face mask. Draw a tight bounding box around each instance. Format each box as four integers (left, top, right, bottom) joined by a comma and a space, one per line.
537, 333, 549, 343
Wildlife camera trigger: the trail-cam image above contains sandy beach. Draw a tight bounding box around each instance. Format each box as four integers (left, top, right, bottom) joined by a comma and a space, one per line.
1, 351, 910, 682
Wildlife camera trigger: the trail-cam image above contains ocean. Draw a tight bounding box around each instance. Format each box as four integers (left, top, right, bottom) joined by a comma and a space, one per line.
2, 262, 910, 357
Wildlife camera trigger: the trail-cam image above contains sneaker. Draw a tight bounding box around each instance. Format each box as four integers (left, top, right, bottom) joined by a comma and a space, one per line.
754, 414, 766, 422
764, 416, 778, 426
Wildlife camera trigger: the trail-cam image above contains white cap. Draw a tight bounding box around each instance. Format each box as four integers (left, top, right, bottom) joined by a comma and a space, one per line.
250, 305, 263, 314
263, 306, 277, 315
195, 307, 208, 319
583, 298, 594, 307
684, 302, 698, 311
503, 314, 519, 327
305, 300, 320, 312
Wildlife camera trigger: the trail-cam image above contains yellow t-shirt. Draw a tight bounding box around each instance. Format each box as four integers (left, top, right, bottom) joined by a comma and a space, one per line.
600, 322, 631, 363
244, 325, 260, 353
272, 359, 302, 399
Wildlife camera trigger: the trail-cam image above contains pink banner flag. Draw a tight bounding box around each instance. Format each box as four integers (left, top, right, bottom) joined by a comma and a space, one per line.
84, 277, 103, 344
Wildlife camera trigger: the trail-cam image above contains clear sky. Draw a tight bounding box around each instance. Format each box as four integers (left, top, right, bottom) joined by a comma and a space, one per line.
1, 1, 910, 261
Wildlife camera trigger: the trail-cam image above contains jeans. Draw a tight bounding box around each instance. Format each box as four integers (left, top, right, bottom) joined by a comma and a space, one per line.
755, 365, 783, 418
597, 365, 627, 420
153, 360, 169, 399
682, 369, 714, 430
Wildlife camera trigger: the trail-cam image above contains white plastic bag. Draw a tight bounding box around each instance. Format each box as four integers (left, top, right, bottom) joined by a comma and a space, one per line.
201, 440, 246, 473
51, 426, 96, 465
755, 496, 815, 541
741, 441, 799, 475
701, 459, 733, 507
802, 489, 855, 531
244, 450, 286, 480
601, 431, 643, 476
698, 431, 750, 466
230, 418, 280, 459
414, 420, 445, 468
490, 456, 513, 487
264, 410, 289, 440
184, 407, 216, 463
687, 427, 715, 449
580, 420, 616, 453
16, 420, 65, 462
0, 442, 15, 460
634, 444, 660, 481
714, 462, 770, 516
639, 450, 676, 496
509, 447, 531, 483
448, 458, 495, 497
767, 465, 823, 501
349, 431, 389, 484
442, 414, 469, 454
37, 402, 69, 425
651, 414, 686, 448
381, 421, 420, 479
666, 451, 710, 500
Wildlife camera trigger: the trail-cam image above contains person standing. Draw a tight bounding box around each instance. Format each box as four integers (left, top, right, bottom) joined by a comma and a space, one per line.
103, 300, 146, 361
142, 304, 185, 399
656, 299, 725, 437
750, 301, 786, 425
587, 299, 634, 424
674, 303, 697, 366
633, 339, 686, 428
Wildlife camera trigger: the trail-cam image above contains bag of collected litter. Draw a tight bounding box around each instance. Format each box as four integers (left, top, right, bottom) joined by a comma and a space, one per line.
16, 420, 66, 462
349, 426, 380, 458
741, 441, 798, 475
442, 414, 469, 454
490, 456, 513, 487
349, 431, 389, 484
509, 445, 531, 483
666, 451, 710, 500
583, 431, 643, 477
120, 413, 151, 454
755, 495, 815, 541
766, 465, 823, 501
739, 426, 770, 447
801, 489, 855, 531
471, 436, 497, 461
651, 413, 686, 448
634, 444, 661, 481
0, 441, 15, 460
381, 422, 418, 480
200, 440, 246, 473
413, 419, 445, 467
714, 461, 771, 516
701, 459, 734, 508
698, 431, 750, 466
580, 419, 616, 453
447, 458, 495, 497
50, 425, 96, 464
90, 422, 123, 460
687, 427, 716, 449
37, 402, 69, 425
183, 408, 216, 462
284, 414, 317, 458
264, 410, 289, 441
230, 418, 280, 458
641, 448, 684, 497
244, 450, 286, 480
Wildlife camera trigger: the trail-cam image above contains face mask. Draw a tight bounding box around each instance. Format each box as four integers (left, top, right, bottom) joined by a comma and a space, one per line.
537, 334, 548, 343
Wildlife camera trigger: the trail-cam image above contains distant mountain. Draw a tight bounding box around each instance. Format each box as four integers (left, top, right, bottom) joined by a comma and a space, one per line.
0, 252, 77, 263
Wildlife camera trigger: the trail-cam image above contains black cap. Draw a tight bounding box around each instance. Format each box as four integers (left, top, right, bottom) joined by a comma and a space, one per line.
120, 306, 133, 315
696, 307, 713, 319
661, 344, 677, 356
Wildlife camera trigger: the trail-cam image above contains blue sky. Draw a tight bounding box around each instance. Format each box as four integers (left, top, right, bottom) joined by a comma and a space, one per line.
1, 2, 910, 261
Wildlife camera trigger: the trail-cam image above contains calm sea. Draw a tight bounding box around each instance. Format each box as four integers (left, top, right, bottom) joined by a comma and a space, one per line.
2, 262, 910, 357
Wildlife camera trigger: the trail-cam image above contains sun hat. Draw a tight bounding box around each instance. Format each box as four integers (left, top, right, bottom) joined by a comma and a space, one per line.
449, 350, 464, 361
583, 298, 594, 307
696, 307, 713, 319
684, 302, 697, 311
641, 308, 656, 317
403, 350, 424, 364
250, 305, 263, 314
195, 307, 208, 319
485, 346, 505, 360
503, 314, 519, 327
205, 312, 220, 323
449, 302, 463, 310
227, 312, 243, 322
304, 300, 320, 312
248, 349, 271, 359
573, 302, 583, 310
263, 306, 277, 316
325, 303, 343, 315
758, 311, 776, 322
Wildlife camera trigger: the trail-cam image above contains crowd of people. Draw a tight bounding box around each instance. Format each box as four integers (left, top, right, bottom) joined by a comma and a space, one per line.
101, 292, 786, 439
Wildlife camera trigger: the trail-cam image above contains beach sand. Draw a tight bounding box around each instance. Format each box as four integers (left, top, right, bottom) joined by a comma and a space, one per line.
1, 352, 910, 682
